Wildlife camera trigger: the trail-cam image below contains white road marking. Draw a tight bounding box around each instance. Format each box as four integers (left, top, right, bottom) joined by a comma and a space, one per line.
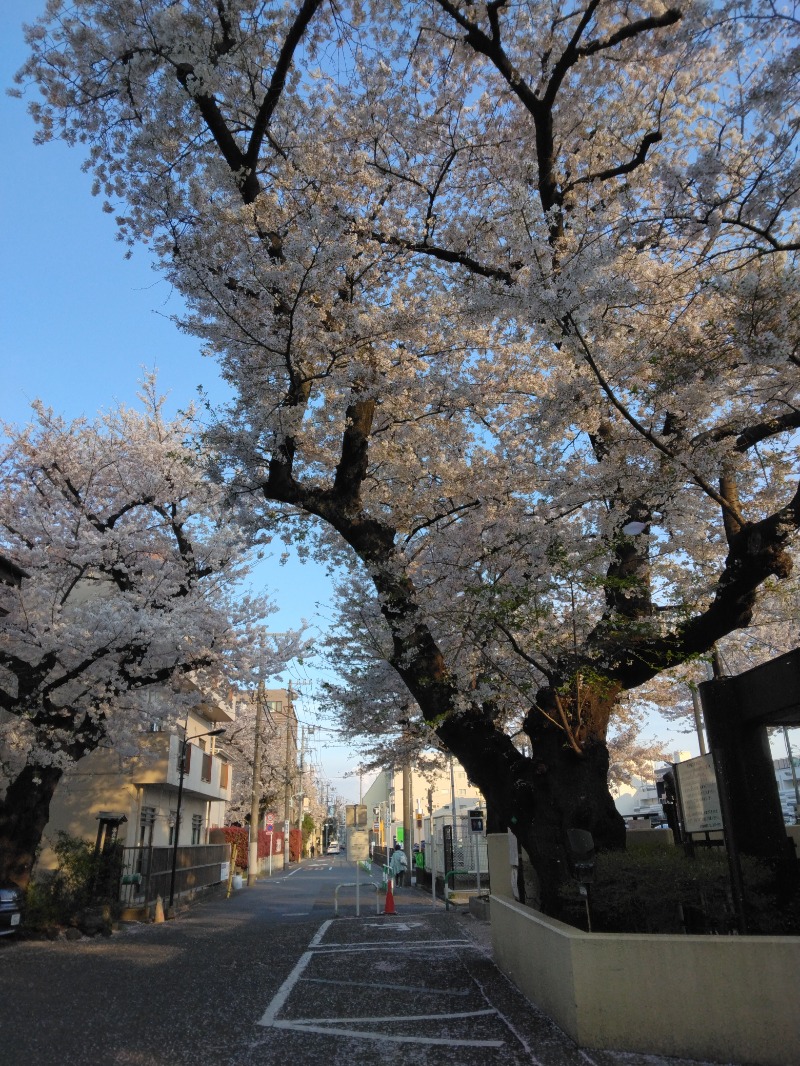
257, 918, 505, 1050
308, 919, 332, 948
290, 1008, 498, 1026
270, 1019, 504, 1048
313, 938, 469, 951
258, 951, 314, 1027
262, 866, 305, 884
362, 920, 425, 930
301, 977, 471, 997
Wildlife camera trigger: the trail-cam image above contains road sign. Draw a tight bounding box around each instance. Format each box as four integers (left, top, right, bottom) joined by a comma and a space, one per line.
346, 804, 368, 827
347, 828, 370, 862
265, 812, 275, 832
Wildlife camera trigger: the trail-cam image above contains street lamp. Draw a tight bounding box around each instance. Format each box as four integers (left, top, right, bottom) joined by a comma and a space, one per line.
168, 726, 225, 915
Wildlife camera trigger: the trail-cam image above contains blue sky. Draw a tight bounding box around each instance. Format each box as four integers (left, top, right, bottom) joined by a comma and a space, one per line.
0, 3, 338, 637
1, 3, 365, 801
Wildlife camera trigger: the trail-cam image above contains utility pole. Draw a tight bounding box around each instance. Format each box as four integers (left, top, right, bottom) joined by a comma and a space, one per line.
248, 672, 265, 887
297, 724, 306, 834
283, 689, 294, 869
403, 759, 413, 878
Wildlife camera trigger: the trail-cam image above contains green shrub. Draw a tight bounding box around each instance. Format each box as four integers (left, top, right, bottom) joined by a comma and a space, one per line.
24, 832, 122, 933
557, 847, 800, 935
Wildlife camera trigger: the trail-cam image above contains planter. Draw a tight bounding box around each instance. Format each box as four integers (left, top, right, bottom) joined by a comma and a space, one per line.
487, 833, 800, 1066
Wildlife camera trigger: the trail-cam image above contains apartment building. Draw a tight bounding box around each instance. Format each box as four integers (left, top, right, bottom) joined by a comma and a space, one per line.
36, 690, 234, 871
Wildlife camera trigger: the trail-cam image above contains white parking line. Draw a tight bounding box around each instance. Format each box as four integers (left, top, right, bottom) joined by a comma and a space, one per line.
270, 1019, 504, 1047
290, 1008, 499, 1025
256, 919, 506, 1049
308, 919, 332, 947
258, 951, 314, 1027
301, 977, 472, 997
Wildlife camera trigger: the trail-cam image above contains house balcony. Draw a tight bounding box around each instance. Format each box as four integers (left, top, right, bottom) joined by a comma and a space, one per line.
130, 733, 232, 802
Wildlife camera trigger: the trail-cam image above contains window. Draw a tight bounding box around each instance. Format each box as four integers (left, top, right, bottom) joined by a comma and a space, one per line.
139, 807, 156, 848
191, 814, 203, 845
168, 812, 177, 847
183, 744, 192, 774
266, 700, 283, 715
201, 752, 212, 782
220, 762, 230, 789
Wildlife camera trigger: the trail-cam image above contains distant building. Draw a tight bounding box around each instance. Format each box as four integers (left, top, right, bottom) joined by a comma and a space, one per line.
35, 688, 234, 872
363, 759, 485, 851
772, 755, 800, 821
613, 751, 692, 823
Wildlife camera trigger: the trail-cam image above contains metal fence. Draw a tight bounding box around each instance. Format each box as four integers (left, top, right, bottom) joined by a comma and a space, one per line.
119, 844, 231, 911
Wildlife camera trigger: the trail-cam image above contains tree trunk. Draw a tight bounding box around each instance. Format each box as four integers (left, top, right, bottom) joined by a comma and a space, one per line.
518, 716, 624, 915
435, 691, 625, 918
0, 763, 63, 887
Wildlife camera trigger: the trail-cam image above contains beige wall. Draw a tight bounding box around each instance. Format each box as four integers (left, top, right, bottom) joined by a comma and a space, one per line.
487, 834, 800, 1066
37, 747, 140, 870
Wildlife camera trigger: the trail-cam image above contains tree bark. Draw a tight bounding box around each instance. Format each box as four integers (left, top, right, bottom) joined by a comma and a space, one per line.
0, 763, 63, 887
432, 689, 625, 917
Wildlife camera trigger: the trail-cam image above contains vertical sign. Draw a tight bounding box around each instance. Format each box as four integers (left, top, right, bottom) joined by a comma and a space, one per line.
674, 754, 724, 833
443, 824, 455, 876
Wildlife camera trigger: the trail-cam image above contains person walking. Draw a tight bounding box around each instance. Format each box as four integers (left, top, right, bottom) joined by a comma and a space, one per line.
389, 842, 407, 887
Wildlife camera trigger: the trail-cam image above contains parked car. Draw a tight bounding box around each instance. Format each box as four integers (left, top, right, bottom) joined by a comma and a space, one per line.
0, 883, 22, 937
326, 841, 340, 854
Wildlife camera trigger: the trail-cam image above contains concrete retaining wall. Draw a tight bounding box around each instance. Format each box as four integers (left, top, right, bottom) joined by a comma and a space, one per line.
487, 834, 800, 1065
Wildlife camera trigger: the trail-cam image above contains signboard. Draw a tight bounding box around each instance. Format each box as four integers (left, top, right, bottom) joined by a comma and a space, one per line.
675, 754, 724, 833
265, 811, 276, 832
346, 828, 370, 862
220, 861, 230, 881
346, 804, 368, 827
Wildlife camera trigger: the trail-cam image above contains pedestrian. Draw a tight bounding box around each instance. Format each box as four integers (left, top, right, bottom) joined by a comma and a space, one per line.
389, 842, 407, 887
310, 844, 315, 858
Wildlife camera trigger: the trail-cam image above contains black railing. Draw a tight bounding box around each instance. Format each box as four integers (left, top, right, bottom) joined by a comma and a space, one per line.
119, 844, 231, 911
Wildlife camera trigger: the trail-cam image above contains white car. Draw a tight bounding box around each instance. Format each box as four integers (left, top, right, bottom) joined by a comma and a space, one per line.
326, 842, 340, 854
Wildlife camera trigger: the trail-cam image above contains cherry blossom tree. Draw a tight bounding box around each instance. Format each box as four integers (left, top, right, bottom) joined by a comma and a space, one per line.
16, 0, 800, 910
0, 382, 272, 885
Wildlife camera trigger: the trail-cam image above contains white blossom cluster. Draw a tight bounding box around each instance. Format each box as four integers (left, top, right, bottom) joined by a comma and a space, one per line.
0, 379, 272, 786
14, 1, 800, 803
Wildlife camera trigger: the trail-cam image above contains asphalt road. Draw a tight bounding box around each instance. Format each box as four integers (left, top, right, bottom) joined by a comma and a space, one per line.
0, 859, 738, 1066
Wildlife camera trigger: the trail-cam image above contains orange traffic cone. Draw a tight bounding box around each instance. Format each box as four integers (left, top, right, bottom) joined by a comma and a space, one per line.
384, 878, 396, 915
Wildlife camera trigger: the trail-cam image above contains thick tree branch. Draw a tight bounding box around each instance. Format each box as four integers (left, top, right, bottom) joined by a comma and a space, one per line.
244, 0, 325, 182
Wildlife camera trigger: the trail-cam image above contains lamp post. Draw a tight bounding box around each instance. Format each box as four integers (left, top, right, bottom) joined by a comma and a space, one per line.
168, 726, 225, 915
